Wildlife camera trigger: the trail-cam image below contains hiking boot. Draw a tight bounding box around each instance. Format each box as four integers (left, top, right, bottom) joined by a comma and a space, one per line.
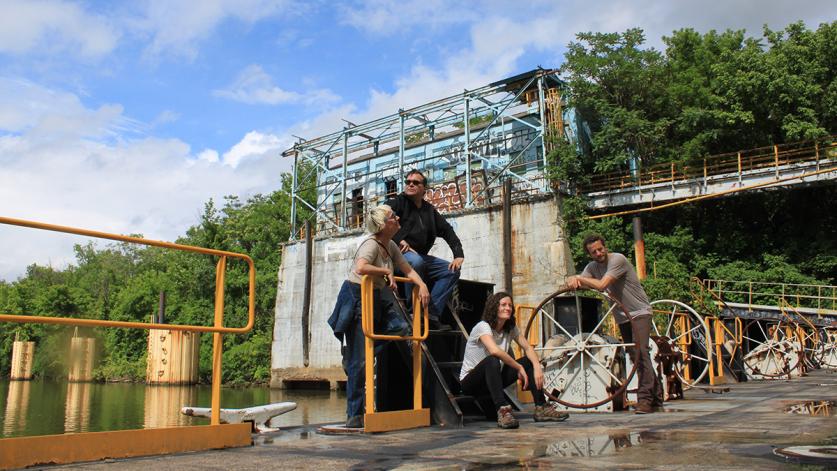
534, 403, 569, 422
497, 405, 519, 429
634, 402, 653, 414
346, 415, 364, 429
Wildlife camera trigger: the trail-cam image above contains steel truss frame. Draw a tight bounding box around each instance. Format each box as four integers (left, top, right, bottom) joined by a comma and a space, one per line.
282, 68, 565, 239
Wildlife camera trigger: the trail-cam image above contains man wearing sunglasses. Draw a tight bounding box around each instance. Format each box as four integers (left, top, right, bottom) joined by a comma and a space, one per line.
385, 169, 464, 330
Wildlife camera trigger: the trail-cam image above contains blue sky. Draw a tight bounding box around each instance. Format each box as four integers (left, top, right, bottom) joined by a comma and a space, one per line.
1, 0, 835, 280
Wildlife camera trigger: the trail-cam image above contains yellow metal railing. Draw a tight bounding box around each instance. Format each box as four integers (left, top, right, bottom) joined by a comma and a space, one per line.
360, 274, 430, 432
581, 136, 837, 194
701, 278, 837, 314
0, 215, 255, 427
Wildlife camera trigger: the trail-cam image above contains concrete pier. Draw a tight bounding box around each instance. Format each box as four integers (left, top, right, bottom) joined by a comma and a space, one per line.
54, 368, 837, 470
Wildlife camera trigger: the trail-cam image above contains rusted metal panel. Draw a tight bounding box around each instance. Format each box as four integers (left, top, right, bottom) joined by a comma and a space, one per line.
68, 337, 96, 382
9, 341, 34, 380
146, 329, 200, 384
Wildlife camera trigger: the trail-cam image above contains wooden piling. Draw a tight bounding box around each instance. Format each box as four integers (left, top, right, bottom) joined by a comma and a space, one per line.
146, 330, 200, 385
10, 341, 35, 381
68, 337, 96, 382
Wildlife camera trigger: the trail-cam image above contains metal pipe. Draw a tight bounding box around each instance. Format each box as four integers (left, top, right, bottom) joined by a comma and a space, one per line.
399, 112, 405, 192
464, 97, 472, 206
537, 75, 548, 170
290, 151, 299, 240
503, 178, 513, 294
632, 216, 646, 280
341, 134, 348, 229
302, 220, 313, 367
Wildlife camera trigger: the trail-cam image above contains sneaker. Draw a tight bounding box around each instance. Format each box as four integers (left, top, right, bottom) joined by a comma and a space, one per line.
497, 405, 519, 429
346, 415, 364, 429
534, 403, 569, 422
634, 402, 653, 414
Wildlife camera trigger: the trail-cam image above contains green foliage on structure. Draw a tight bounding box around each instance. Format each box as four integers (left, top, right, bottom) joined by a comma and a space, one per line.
551, 21, 836, 303
0, 168, 315, 383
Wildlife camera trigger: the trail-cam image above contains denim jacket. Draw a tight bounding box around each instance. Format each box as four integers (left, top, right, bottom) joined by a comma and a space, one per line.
327, 280, 362, 343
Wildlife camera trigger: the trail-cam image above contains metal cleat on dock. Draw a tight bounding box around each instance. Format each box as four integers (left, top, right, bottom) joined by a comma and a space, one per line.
181, 402, 297, 433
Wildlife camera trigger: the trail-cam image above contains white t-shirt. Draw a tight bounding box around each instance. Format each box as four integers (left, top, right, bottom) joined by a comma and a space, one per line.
459, 320, 521, 381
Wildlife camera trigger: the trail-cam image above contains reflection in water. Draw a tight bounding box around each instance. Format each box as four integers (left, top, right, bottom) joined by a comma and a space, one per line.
537, 432, 642, 458
785, 400, 834, 416
3, 381, 31, 436
0, 379, 347, 438
64, 382, 92, 433
144, 385, 198, 428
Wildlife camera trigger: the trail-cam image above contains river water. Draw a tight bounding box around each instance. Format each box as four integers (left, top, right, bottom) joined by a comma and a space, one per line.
0, 379, 347, 438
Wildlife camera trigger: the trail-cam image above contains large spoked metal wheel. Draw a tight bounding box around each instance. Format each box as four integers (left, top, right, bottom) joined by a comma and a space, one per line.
741, 319, 804, 379
524, 288, 637, 411
797, 326, 822, 369
649, 300, 713, 389
818, 328, 837, 369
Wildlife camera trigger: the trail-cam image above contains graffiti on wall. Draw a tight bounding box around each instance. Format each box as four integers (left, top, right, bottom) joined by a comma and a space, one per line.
424, 170, 489, 212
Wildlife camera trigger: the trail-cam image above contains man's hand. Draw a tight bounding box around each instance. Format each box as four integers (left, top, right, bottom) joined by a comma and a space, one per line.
398, 240, 416, 254
448, 257, 464, 272
566, 275, 582, 290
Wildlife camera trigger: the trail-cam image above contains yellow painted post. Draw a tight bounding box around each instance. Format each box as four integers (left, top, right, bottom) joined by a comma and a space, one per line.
412, 286, 422, 411
364, 276, 375, 416
210, 256, 227, 426
774, 144, 779, 179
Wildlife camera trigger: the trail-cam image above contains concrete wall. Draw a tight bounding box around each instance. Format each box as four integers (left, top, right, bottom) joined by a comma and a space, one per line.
270, 196, 575, 388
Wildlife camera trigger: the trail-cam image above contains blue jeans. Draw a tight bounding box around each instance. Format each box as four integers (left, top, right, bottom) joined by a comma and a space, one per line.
344, 287, 409, 419
401, 252, 460, 320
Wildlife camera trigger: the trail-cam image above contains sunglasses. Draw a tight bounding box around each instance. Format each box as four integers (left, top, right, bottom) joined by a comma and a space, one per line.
405, 179, 425, 186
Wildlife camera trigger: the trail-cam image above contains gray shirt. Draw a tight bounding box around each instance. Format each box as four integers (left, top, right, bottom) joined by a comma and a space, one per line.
581, 252, 651, 324
347, 238, 406, 288
459, 321, 521, 381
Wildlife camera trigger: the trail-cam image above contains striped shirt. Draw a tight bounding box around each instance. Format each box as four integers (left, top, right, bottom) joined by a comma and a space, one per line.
459, 321, 521, 381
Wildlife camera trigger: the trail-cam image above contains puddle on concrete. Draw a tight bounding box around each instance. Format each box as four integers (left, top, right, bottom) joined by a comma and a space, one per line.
535, 432, 642, 458
785, 400, 834, 416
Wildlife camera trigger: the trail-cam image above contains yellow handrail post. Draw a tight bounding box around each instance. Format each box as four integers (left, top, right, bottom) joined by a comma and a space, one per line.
360, 275, 429, 433
412, 286, 422, 410
211, 256, 227, 426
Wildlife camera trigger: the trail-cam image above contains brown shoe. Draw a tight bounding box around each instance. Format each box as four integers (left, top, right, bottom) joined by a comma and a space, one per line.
634, 402, 653, 414
497, 405, 519, 429
534, 403, 569, 422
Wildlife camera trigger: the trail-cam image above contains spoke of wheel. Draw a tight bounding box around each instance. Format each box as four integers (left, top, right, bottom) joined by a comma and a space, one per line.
689, 353, 709, 363
587, 342, 634, 349
582, 349, 623, 385
546, 350, 582, 379
669, 323, 701, 344
580, 344, 587, 404
588, 304, 618, 338
665, 305, 677, 337
540, 309, 579, 347
742, 335, 762, 345
757, 322, 769, 341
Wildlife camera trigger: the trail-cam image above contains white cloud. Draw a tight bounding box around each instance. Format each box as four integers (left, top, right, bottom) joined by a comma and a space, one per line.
0, 80, 293, 281
0, 0, 118, 58
221, 130, 289, 168
138, 0, 297, 60
339, 0, 475, 35
213, 64, 340, 106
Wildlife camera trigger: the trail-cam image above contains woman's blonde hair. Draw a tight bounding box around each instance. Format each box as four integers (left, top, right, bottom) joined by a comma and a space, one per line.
366, 204, 393, 234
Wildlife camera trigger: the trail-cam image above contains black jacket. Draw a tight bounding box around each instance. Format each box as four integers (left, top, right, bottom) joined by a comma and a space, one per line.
384, 193, 464, 259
